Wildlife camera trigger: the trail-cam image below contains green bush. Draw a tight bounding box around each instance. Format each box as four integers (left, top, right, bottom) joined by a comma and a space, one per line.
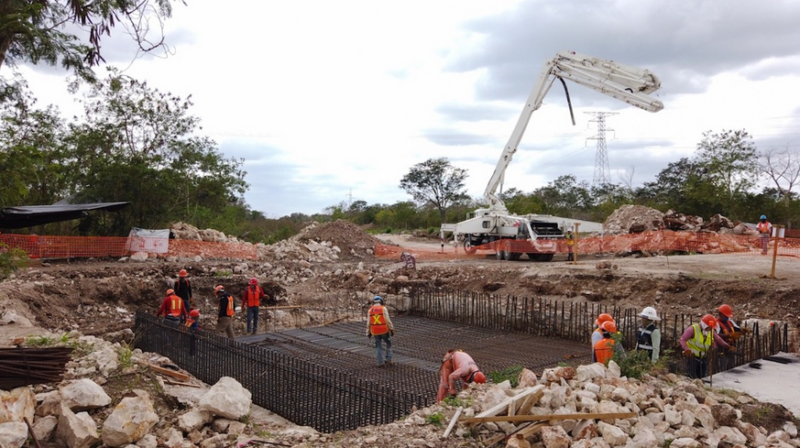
0, 243, 28, 281
488, 365, 523, 388
426, 412, 445, 427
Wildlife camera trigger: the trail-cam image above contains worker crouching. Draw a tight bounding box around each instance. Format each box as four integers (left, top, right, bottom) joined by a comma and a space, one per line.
437, 349, 486, 403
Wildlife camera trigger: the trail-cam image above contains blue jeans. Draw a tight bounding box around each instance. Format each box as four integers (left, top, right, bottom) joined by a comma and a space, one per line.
374, 333, 392, 365
246, 306, 259, 333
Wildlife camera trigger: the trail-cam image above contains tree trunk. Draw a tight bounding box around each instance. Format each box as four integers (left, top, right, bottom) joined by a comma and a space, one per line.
0, 36, 13, 72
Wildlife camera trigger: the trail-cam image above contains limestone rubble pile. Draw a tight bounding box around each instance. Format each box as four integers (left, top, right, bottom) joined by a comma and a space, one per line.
603, 205, 751, 236
170, 222, 243, 244
2, 333, 798, 448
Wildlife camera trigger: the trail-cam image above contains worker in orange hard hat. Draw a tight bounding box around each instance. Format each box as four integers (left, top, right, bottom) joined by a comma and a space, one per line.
173, 269, 193, 316
680, 314, 730, 379
437, 349, 486, 403
185, 309, 201, 331
242, 278, 267, 335
716, 304, 745, 371
594, 321, 625, 366
215, 285, 236, 339
591, 313, 615, 362
156, 288, 188, 323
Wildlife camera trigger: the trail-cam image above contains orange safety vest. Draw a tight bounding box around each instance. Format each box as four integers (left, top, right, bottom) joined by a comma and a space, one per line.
185, 318, 197, 328
757, 221, 770, 234
243, 286, 264, 307
168, 295, 183, 317
594, 338, 615, 365
368, 305, 389, 335
226, 295, 235, 316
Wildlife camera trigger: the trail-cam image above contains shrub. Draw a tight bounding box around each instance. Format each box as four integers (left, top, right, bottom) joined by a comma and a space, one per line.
0, 243, 28, 281
488, 365, 523, 388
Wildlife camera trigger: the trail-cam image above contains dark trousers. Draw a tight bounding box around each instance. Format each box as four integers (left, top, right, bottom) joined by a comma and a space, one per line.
687, 356, 707, 379
246, 307, 259, 333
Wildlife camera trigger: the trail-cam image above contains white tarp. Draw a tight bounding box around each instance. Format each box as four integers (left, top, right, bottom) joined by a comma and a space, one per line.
127, 228, 170, 254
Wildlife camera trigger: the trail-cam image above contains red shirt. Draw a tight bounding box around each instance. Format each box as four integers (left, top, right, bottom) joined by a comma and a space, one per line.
157, 294, 188, 318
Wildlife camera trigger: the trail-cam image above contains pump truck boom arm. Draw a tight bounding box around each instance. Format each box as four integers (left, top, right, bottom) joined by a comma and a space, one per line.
483, 50, 664, 209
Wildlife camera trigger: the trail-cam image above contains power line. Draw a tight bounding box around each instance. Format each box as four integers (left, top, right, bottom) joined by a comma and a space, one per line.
585, 111, 618, 186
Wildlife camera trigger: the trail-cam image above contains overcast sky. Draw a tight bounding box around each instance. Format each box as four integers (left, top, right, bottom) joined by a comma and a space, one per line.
16, 0, 800, 218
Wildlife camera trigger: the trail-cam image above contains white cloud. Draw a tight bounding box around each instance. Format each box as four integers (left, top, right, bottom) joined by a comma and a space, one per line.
10, 0, 800, 218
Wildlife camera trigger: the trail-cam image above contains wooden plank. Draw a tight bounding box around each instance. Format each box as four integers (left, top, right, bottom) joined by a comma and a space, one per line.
164, 378, 201, 388
515, 389, 544, 416
149, 364, 191, 382
461, 411, 637, 424
441, 406, 463, 439
472, 385, 545, 422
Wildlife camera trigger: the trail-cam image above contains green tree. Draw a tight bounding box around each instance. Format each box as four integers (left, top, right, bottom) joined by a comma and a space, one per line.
0, 0, 180, 82
695, 129, 758, 219
533, 175, 591, 217
399, 158, 468, 223
759, 146, 800, 228
500, 187, 545, 215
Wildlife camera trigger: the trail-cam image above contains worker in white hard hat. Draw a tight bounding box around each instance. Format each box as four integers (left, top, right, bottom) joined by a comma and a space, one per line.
635, 306, 661, 363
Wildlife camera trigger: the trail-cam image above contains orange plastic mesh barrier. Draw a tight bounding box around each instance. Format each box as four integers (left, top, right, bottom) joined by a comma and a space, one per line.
0, 234, 257, 260
375, 230, 800, 261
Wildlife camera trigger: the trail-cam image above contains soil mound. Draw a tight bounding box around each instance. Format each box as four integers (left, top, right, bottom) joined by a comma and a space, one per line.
297, 220, 378, 259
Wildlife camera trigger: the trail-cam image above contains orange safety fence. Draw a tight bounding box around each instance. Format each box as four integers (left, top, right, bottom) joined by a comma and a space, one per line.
375, 230, 800, 261
0, 234, 258, 261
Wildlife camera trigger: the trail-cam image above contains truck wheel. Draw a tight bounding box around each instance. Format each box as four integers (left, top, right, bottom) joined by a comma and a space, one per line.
496, 248, 505, 260
463, 240, 477, 255
502, 241, 513, 260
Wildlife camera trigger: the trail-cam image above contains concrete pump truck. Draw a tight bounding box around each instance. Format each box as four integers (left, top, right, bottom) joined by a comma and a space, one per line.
441, 50, 664, 261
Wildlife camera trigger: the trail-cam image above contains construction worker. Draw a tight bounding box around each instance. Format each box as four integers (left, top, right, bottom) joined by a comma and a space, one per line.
680, 314, 730, 379
756, 215, 771, 255
636, 306, 661, 363
437, 349, 486, 403
400, 252, 416, 269
591, 313, 614, 362
156, 289, 188, 323
173, 269, 193, 314
366, 296, 394, 367
594, 321, 624, 366
215, 285, 236, 339
185, 309, 200, 331
716, 304, 744, 371
565, 230, 574, 262
242, 278, 266, 334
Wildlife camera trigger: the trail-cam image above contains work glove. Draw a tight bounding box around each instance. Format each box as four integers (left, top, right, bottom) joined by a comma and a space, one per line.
390, 329, 395, 336
683, 349, 693, 358
367, 333, 372, 339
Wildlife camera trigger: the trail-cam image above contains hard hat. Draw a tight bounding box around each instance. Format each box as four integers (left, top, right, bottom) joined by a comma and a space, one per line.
701, 314, 718, 330
595, 313, 614, 327
472, 371, 487, 384
214, 285, 224, 294
373, 296, 383, 302
249, 277, 258, 286
166, 289, 175, 295
179, 269, 188, 277
602, 320, 617, 334
189, 309, 200, 317
760, 215, 767, 220
718, 304, 733, 318
639, 306, 660, 321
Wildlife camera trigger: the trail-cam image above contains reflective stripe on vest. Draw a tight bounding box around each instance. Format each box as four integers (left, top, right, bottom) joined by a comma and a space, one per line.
757, 222, 770, 234
687, 323, 712, 357
185, 318, 196, 327
169, 296, 182, 317
637, 324, 655, 350
369, 305, 388, 335
226, 295, 235, 317
594, 338, 615, 365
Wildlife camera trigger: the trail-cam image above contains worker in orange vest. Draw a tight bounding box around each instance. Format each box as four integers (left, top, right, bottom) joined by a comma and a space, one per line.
241, 278, 266, 334
594, 321, 625, 366
156, 289, 188, 323
215, 285, 236, 339
716, 304, 745, 371
185, 309, 201, 331
437, 349, 486, 402
173, 269, 193, 313
591, 313, 614, 362
366, 296, 395, 367
756, 215, 771, 255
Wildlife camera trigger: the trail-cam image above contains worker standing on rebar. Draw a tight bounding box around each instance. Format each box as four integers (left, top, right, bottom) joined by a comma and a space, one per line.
437, 349, 486, 402
680, 314, 730, 379
241, 278, 266, 335
215, 285, 236, 340
716, 304, 744, 371
757, 215, 771, 255
591, 313, 614, 362
156, 289, 188, 324
636, 306, 661, 363
173, 269, 193, 316
366, 296, 394, 367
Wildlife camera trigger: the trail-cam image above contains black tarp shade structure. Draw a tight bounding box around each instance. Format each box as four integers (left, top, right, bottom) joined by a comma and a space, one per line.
0, 202, 129, 229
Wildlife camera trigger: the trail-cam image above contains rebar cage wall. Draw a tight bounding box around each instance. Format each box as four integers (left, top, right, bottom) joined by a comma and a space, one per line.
407, 287, 789, 373
133, 312, 428, 433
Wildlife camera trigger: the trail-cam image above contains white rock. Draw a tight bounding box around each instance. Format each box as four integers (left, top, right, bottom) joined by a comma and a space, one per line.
572, 419, 598, 440
61, 378, 112, 411
35, 391, 62, 417
0, 387, 35, 424
0, 310, 33, 327
631, 426, 658, 448
200, 434, 232, 448
102, 390, 159, 447
540, 425, 570, 448
87, 345, 119, 377
0, 422, 28, 448
161, 428, 184, 448
136, 434, 158, 448
584, 382, 601, 394
713, 425, 747, 445
668, 437, 701, 448
664, 405, 681, 426
130, 252, 149, 261
226, 421, 246, 435
179, 409, 213, 432
597, 421, 629, 446
736, 421, 767, 447
575, 363, 606, 382
611, 387, 630, 403
32, 415, 58, 441
57, 405, 100, 448
694, 405, 715, 431
198, 377, 252, 420
606, 360, 621, 378
784, 421, 798, 437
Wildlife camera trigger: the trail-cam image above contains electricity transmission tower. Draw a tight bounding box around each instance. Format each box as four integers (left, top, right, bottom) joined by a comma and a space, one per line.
585, 111, 618, 186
